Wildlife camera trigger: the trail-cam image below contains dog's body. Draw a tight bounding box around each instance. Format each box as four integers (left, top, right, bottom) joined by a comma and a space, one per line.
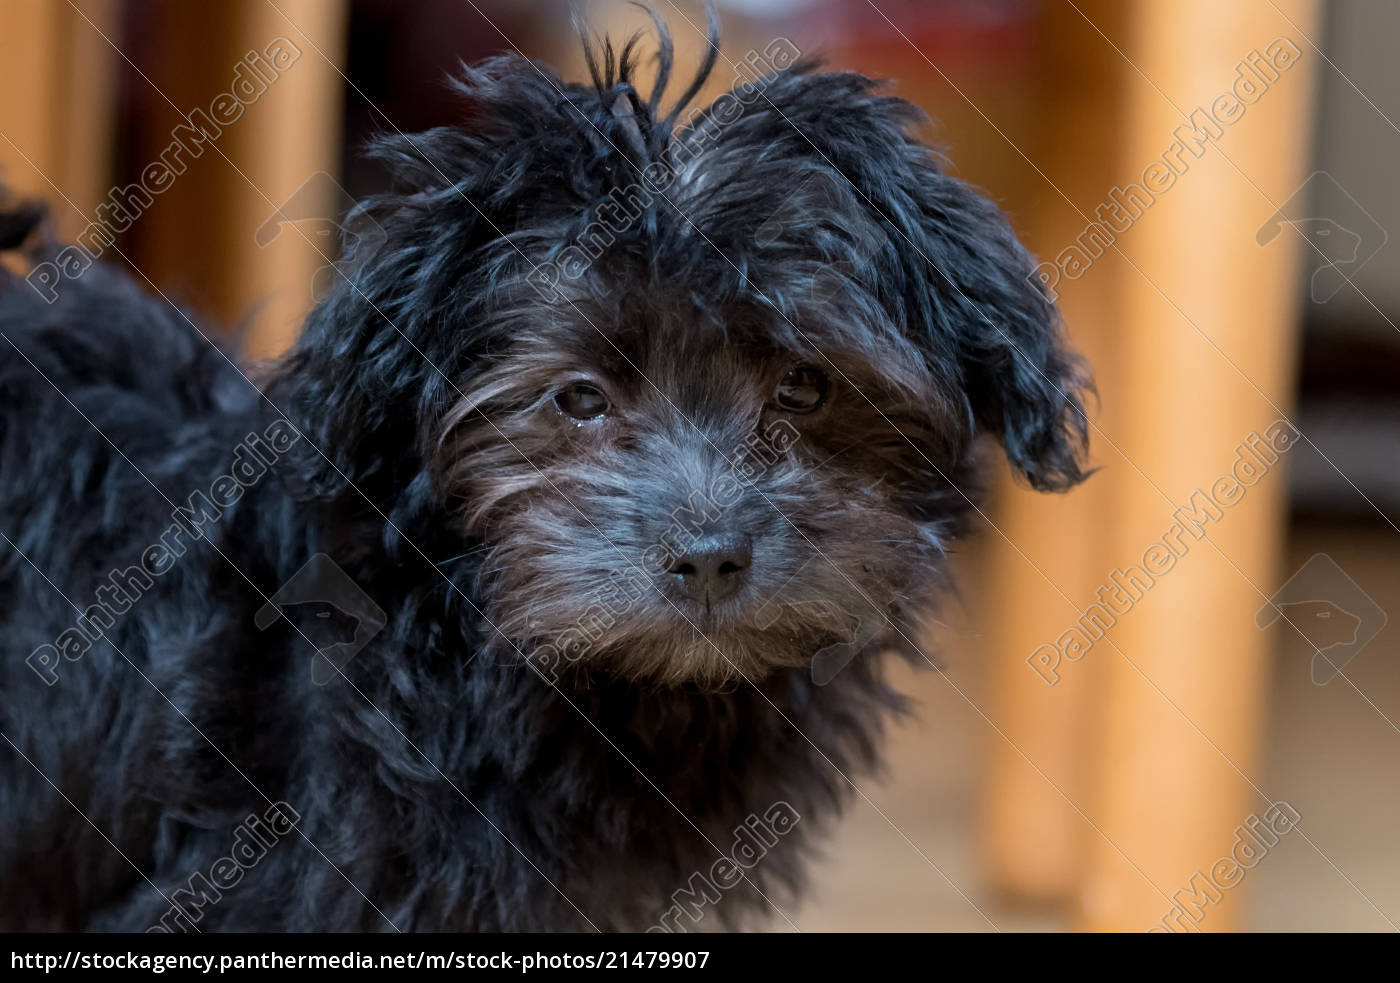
0, 25, 1087, 932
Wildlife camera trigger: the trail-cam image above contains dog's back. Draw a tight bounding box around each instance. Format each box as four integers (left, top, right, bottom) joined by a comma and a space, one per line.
0, 199, 266, 928
0, 199, 258, 594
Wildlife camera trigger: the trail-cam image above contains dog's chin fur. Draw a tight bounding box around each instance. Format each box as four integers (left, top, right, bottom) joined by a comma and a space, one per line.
0, 17, 1089, 932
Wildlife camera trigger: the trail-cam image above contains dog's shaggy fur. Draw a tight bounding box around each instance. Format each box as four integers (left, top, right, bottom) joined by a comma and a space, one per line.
0, 22, 1088, 932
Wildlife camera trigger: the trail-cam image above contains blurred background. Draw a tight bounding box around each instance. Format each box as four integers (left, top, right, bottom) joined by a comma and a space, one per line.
2, 0, 1395, 931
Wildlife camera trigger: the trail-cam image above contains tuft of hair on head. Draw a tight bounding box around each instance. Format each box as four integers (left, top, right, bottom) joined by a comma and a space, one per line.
574, 2, 721, 164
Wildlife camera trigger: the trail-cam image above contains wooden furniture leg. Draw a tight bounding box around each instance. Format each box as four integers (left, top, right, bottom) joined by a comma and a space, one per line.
979, 0, 1128, 906
0, 0, 118, 239
125, 0, 350, 358
1076, 0, 1319, 932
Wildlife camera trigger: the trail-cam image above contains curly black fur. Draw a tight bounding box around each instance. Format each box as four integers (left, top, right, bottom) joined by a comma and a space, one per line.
0, 19, 1088, 932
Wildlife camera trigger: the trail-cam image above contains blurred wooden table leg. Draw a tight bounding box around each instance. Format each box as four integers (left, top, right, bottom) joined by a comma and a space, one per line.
230, 0, 350, 359
1076, 0, 1319, 932
0, 0, 118, 238
131, 0, 349, 358
979, 0, 1126, 905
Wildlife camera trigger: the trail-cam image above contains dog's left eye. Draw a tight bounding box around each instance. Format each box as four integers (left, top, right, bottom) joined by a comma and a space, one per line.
773, 367, 829, 414
555, 382, 610, 420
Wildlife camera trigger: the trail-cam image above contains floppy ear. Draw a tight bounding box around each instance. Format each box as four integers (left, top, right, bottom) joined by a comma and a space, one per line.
907, 168, 1093, 492
741, 70, 1092, 492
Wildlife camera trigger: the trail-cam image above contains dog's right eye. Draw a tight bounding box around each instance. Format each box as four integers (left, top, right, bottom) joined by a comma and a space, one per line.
773, 367, 829, 414
555, 383, 610, 420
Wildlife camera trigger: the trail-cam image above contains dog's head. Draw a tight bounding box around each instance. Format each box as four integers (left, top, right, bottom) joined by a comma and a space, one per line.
276, 20, 1090, 688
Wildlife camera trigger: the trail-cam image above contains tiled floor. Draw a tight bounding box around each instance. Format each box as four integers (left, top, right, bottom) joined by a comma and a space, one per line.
782, 521, 1399, 932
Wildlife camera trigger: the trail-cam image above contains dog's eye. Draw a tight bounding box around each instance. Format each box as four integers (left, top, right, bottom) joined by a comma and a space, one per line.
555, 382, 610, 420
773, 367, 829, 414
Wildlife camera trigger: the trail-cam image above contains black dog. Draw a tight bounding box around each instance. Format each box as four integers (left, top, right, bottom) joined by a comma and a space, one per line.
0, 22, 1088, 932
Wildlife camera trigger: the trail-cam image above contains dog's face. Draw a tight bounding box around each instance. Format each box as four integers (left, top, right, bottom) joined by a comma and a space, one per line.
440, 278, 963, 687
281, 34, 1090, 689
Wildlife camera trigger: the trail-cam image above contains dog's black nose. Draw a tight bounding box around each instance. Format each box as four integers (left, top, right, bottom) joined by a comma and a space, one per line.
665, 533, 753, 606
